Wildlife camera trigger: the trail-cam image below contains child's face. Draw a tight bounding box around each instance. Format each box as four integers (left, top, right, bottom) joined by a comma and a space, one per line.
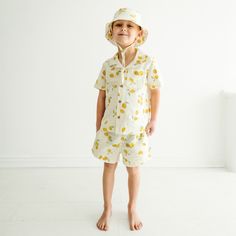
111, 20, 143, 48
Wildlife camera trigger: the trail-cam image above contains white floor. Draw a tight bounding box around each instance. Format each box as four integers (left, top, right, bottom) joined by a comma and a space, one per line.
0, 166, 236, 236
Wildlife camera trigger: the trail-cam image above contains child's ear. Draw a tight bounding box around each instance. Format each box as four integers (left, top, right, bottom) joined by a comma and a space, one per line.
138, 29, 144, 38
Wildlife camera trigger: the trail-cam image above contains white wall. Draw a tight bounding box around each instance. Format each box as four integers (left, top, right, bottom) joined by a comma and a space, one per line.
0, 0, 235, 167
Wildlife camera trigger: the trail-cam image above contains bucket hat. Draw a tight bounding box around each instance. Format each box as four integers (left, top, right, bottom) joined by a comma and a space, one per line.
105, 8, 148, 66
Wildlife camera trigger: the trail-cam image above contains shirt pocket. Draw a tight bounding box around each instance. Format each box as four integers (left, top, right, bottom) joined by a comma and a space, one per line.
124, 69, 145, 91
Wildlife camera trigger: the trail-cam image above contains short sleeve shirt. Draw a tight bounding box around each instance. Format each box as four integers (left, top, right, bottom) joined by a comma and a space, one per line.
94, 48, 163, 135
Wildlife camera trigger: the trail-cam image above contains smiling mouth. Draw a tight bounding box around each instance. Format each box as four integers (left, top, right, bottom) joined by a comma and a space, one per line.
118, 34, 128, 36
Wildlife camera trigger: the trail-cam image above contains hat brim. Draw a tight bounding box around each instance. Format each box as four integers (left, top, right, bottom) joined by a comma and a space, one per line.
105, 21, 148, 47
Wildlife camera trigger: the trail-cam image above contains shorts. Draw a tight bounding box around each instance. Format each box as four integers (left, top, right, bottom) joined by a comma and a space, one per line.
91, 129, 152, 167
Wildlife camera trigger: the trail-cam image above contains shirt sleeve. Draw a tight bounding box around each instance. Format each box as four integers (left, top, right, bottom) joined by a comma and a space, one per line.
94, 62, 107, 90
147, 57, 163, 89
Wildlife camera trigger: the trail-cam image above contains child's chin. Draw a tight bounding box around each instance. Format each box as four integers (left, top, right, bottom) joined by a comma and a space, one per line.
116, 40, 132, 48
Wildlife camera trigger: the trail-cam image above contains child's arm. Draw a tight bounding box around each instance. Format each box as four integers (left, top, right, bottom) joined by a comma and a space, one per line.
96, 90, 106, 132
145, 88, 160, 136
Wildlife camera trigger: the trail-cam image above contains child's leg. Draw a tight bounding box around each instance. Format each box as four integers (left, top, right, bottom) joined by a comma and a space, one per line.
96, 162, 118, 231
126, 166, 143, 230
102, 162, 118, 208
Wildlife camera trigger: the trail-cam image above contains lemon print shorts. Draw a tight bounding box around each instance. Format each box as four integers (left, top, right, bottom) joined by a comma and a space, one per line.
91, 129, 152, 167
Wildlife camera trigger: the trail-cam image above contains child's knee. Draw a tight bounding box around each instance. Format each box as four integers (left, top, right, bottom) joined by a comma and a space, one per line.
104, 162, 118, 170
126, 166, 140, 175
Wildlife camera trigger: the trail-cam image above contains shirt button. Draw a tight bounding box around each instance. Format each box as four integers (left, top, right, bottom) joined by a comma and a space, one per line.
118, 116, 120, 119
118, 100, 121, 103
120, 84, 123, 88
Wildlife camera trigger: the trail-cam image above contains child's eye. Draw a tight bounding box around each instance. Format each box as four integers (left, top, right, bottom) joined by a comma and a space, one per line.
115, 24, 122, 27
127, 25, 133, 28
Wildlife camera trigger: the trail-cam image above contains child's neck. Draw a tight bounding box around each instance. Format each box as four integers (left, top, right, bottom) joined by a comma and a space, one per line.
117, 46, 137, 67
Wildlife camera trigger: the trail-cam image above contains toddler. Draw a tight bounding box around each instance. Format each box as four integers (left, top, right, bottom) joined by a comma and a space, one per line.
91, 8, 162, 231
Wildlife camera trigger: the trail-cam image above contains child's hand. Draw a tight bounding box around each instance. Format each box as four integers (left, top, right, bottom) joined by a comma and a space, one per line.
145, 120, 156, 136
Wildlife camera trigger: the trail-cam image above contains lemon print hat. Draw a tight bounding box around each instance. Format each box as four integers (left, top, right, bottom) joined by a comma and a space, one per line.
105, 8, 148, 66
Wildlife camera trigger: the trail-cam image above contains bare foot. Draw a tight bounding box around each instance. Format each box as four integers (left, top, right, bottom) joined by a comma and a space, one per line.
96, 208, 112, 231
128, 208, 143, 230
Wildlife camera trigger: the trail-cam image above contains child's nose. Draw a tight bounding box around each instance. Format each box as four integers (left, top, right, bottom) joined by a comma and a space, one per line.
121, 26, 127, 31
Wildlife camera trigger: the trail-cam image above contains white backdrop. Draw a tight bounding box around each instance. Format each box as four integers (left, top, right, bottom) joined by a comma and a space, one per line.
0, 0, 235, 167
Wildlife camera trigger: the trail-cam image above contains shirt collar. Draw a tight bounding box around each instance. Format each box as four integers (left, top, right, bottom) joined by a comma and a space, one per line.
112, 48, 141, 69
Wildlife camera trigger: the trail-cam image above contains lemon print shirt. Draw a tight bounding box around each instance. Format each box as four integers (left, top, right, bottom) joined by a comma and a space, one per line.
94, 48, 163, 135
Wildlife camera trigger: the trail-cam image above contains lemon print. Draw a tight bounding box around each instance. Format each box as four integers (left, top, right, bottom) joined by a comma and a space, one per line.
109, 73, 114, 78
137, 96, 143, 104
129, 78, 134, 83
126, 143, 134, 148
121, 127, 126, 132
134, 70, 144, 76
122, 103, 127, 109
103, 128, 108, 132
95, 140, 99, 149
140, 126, 145, 132
138, 150, 143, 155
140, 133, 145, 138
120, 109, 125, 113
102, 70, 106, 76
104, 132, 109, 136
129, 89, 135, 93
153, 69, 157, 74
108, 126, 114, 131
112, 143, 120, 148
124, 149, 128, 155
107, 149, 112, 154
130, 13, 136, 19
98, 155, 109, 161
